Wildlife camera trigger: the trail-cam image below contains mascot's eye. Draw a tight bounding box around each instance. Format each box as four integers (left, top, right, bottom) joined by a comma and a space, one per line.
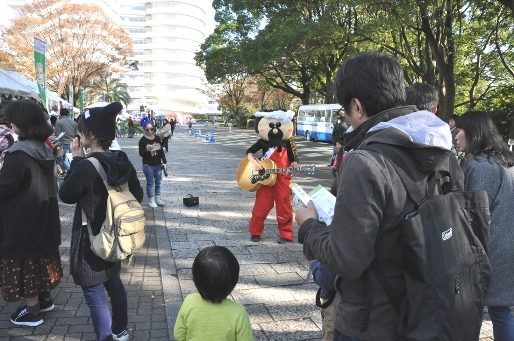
269, 123, 274, 128
276, 122, 281, 128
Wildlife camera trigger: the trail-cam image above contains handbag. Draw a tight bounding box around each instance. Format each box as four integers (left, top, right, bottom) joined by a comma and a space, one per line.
183, 194, 199, 207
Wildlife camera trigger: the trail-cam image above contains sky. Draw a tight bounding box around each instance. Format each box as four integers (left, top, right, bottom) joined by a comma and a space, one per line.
0, 1, 16, 28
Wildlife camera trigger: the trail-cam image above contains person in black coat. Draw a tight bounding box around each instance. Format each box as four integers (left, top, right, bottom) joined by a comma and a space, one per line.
0, 100, 62, 327
59, 102, 143, 341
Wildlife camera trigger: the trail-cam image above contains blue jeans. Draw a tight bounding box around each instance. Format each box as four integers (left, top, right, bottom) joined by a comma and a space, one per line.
334, 329, 363, 341
489, 306, 514, 341
82, 273, 127, 341
62, 144, 71, 172
143, 164, 162, 198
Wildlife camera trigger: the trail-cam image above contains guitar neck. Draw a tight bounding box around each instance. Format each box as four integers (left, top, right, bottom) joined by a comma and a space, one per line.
264, 166, 306, 174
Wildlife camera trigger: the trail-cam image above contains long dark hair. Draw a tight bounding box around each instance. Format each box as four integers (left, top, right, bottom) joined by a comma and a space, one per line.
5, 99, 53, 141
456, 111, 514, 167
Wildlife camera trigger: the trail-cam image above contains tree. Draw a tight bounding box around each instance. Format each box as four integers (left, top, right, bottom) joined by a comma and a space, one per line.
198, 0, 358, 105
498, 0, 514, 17
217, 73, 251, 127
0, 51, 15, 69
1, 0, 132, 106
85, 73, 131, 106
199, 0, 514, 119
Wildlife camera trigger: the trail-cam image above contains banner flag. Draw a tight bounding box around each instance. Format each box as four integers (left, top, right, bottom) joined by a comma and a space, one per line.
68, 84, 74, 107
80, 87, 84, 115
33, 37, 47, 107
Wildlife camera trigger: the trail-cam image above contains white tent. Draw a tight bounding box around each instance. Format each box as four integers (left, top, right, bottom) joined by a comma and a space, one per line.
0, 69, 38, 97
0, 68, 70, 106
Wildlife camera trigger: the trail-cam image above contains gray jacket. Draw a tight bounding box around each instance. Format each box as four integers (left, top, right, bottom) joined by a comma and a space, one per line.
299, 108, 462, 340
54, 116, 77, 145
464, 155, 514, 306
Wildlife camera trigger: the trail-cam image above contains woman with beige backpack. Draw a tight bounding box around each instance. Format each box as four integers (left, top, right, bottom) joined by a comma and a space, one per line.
59, 102, 143, 341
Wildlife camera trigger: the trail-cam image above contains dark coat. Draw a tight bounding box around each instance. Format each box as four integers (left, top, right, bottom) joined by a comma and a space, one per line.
59, 151, 143, 287
0, 140, 61, 259
139, 135, 167, 166
299, 107, 463, 340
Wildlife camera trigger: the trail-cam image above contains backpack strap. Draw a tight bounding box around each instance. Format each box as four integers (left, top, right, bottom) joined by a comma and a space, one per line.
363, 143, 427, 204
315, 287, 336, 309
81, 157, 109, 237
85, 157, 109, 189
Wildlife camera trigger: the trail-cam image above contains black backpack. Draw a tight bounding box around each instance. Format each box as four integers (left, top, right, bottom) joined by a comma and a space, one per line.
364, 143, 491, 341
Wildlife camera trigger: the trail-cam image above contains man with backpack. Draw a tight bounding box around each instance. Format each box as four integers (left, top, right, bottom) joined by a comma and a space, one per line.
295, 52, 491, 341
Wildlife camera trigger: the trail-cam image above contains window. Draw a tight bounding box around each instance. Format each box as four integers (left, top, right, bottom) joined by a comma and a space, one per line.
128, 28, 145, 33
121, 16, 145, 22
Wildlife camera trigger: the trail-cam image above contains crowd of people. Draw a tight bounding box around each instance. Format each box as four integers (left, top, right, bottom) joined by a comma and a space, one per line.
0, 50, 513, 341
297, 52, 513, 341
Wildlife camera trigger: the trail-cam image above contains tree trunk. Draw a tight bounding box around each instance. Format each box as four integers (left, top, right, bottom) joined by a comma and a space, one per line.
420, 1, 456, 120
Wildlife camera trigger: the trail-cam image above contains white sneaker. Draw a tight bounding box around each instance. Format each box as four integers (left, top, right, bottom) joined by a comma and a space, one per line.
112, 329, 129, 341
155, 196, 165, 206
148, 197, 158, 208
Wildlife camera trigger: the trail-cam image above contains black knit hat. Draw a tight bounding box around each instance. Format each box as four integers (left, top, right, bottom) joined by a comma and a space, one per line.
83, 102, 122, 139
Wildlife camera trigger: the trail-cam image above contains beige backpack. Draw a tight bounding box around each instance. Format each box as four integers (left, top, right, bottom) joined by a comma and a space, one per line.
81, 157, 145, 262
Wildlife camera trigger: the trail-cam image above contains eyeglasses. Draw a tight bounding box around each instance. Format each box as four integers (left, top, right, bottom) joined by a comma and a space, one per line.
145, 128, 153, 131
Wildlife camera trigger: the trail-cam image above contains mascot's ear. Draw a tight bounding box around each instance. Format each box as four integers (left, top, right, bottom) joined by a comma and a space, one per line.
254, 117, 263, 134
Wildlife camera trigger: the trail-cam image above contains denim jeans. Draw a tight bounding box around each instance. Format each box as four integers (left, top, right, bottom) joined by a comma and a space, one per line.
62, 144, 71, 172
81, 273, 127, 341
143, 164, 162, 198
489, 306, 514, 341
333, 329, 363, 341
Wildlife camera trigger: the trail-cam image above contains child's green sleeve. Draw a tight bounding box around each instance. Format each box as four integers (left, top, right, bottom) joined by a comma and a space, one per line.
236, 308, 254, 341
173, 303, 187, 340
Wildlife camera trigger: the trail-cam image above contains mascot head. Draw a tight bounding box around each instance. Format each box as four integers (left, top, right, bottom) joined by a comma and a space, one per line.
255, 110, 295, 147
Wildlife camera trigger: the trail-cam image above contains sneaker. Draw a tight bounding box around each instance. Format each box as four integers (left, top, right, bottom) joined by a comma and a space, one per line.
39, 300, 55, 313
154, 196, 165, 206
277, 237, 293, 244
250, 235, 261, 242
148, 197, 158, 208
10, 306, 44, 327
112, 329, 129, 341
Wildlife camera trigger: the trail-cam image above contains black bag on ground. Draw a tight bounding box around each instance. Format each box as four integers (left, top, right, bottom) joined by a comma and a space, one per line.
363, 143, 491, 341
183, 194, 199, 207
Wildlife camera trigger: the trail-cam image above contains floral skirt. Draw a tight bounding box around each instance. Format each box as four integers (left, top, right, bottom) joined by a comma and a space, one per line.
0, 250, 63, 302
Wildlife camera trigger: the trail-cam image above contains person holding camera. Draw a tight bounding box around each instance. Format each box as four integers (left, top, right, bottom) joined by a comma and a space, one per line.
139, 122, 167, 208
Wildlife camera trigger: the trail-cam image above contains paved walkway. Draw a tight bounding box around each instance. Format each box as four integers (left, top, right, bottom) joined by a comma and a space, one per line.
0, 126, 494, 340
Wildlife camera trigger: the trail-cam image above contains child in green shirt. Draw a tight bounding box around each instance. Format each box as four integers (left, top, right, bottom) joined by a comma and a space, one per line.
174, 246, 253, 341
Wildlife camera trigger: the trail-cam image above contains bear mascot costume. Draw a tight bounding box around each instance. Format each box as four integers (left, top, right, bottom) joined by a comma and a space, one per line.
245, 110, 299, 243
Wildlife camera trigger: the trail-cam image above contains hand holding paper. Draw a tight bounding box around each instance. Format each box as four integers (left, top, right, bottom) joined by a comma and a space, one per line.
292, 183, 336, 225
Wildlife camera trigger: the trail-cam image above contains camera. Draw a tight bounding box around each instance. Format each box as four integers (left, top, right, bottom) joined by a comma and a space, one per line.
161, 164, 168, 177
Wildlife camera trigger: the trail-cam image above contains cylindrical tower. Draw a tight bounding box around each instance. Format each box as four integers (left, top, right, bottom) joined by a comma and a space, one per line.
121, 0, 214, 114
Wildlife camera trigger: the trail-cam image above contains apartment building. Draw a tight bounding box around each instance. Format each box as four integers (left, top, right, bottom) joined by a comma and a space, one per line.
5, 0, 219, 116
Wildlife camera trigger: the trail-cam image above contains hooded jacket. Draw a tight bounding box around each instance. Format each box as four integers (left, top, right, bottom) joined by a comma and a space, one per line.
0, 139, 61, 259
299, 107, 463, 340
59, 151, 143, 286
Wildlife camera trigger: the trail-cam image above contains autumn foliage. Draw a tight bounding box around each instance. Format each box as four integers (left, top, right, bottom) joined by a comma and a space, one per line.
1, 0, 132, 104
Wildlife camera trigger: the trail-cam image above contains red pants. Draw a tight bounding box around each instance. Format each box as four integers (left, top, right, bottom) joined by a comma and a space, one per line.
249, 175, 293, 240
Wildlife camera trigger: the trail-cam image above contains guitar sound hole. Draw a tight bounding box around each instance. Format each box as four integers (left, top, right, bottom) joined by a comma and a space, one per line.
251, 174, 270, 184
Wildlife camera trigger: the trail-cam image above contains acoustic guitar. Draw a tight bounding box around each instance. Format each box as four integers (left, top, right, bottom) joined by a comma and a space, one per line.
236, 158, 316, 192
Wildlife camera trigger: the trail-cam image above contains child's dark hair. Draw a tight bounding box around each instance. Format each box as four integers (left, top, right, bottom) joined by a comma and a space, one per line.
192, 246, 239, 303
76, 115, 113, 150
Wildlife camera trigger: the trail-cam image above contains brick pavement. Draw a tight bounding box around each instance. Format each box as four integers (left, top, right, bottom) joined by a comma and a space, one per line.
0, 126, 495, 340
